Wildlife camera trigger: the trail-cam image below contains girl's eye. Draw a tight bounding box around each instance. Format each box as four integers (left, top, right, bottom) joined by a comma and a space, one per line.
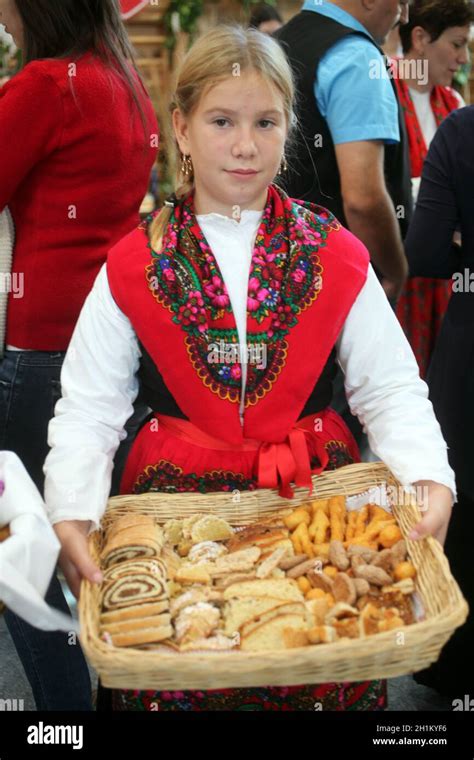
212, 119, 276, 128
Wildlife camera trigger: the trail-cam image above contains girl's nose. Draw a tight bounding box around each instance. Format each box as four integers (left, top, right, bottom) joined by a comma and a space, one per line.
232, 135, 257, 156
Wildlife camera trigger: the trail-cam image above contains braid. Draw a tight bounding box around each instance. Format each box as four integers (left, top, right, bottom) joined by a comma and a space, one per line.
149, 176, 195, 252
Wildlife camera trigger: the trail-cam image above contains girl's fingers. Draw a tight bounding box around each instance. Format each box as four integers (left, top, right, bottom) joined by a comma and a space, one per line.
61, 530, 103, 587
56, 524, 103, 598
408, 506, 450, 546
59, 554, 82, 600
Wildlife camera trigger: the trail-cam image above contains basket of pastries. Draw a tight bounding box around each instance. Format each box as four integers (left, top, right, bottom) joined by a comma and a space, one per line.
79, 462, 468, 690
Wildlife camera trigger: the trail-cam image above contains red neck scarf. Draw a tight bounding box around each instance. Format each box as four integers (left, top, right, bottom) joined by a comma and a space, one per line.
391, 58, 460, 177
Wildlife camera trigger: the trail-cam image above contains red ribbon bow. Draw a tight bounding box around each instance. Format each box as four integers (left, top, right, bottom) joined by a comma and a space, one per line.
257, 426, 329, 499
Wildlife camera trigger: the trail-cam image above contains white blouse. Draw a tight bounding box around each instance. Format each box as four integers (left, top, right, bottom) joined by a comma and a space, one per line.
409, 87, 464, 202
409, 88, 438, 153
43, 213, 456, 531
197, 208, 262, 423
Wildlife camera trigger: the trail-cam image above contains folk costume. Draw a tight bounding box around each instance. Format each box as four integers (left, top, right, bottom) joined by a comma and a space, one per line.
113, 184, 367, 501
44, 183, 455, 710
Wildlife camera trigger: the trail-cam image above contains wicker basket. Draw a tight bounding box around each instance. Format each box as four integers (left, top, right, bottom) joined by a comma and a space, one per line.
79, 462, 468, 690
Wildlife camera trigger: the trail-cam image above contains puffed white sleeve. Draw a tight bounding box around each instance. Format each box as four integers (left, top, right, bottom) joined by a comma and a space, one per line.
336, 265, 457, 500
43, 264, 141, 531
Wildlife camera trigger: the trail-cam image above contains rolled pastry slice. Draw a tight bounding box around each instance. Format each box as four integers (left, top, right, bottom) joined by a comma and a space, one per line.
103, 524, 163, 547
102, 558, 168, 581
101, 573, 168, 611
106, 514, 158, 539
101, 601, 170, 624
102, 538, 163, 568
104, 526, 164, 550
100, 613, 171, 635
107, 624, 173, 647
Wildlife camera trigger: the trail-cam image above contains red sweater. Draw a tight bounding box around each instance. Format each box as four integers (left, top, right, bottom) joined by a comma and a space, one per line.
0, 52, 158, 350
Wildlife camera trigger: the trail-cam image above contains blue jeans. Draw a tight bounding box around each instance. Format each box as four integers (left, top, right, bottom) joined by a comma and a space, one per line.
0, 350, 92, 709
0, 350, 148, 709
0, 350, 65, 494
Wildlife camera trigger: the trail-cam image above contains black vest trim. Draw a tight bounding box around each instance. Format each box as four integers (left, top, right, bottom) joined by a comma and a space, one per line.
138, 340, 337, 423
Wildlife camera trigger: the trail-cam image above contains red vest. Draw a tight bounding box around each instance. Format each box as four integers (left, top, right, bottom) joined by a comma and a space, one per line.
107, 190, 369, 447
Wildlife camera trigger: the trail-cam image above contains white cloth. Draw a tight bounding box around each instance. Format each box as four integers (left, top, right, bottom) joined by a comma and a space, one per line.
0, 451, 79, 632
44, 216, 456, 531
409, 87, 465, 202
409, 88, 438, 153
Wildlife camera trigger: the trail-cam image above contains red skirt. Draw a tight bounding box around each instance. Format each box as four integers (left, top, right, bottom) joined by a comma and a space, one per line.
396, 277, 451, 378
115, 408, 387, 711
120, 408, 360, 498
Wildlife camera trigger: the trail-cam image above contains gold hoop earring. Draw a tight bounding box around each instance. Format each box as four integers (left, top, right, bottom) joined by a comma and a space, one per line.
180, 153, 193, 177
278, 154, 288, 175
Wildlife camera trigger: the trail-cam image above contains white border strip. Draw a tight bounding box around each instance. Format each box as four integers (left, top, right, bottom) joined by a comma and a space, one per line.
120, 0, 150, 20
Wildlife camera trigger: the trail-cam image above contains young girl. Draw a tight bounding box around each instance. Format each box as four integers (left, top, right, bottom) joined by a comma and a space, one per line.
44, 25, 455, 711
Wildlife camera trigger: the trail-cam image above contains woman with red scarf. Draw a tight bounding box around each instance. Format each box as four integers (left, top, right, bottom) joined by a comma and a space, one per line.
44, 25, 455, 711
393, 0, 472, 377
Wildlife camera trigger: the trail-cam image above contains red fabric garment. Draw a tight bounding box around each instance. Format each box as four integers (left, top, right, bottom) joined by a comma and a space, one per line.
119, 409, 360, 497
391, 61, 459, 377
392, 65, 460, 177
108, 183, 369, 498
120, 0, 149, 19
1, 52, 158, 350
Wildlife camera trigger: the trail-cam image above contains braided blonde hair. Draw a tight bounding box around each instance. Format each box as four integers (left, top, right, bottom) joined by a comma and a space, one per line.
149, 24, 296, 252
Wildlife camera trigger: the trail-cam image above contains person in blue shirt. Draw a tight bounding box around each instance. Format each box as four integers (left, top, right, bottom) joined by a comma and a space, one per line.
274, 1, 412, 451
275, 0, 411, 301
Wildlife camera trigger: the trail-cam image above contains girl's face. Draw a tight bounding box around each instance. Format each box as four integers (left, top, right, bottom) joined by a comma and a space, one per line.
0, 0, 23, 48
423, 26, 471, 89
173, 69, 288, 217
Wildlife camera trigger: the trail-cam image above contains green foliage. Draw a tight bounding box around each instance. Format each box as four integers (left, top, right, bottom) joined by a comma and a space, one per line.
0, 38, 21, 78
163, 0, 204, 52
163, 0, 278, 53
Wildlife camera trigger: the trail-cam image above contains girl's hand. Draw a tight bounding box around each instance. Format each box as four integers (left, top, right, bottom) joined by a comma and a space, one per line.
409, 480, 454, 546
54, 520, 103, 599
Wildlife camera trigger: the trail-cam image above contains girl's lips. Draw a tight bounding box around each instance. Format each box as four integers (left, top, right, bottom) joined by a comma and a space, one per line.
226, 170, 259, 176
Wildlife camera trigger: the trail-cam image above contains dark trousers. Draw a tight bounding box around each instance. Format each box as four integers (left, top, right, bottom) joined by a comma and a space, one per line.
0, 349, 148, 710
